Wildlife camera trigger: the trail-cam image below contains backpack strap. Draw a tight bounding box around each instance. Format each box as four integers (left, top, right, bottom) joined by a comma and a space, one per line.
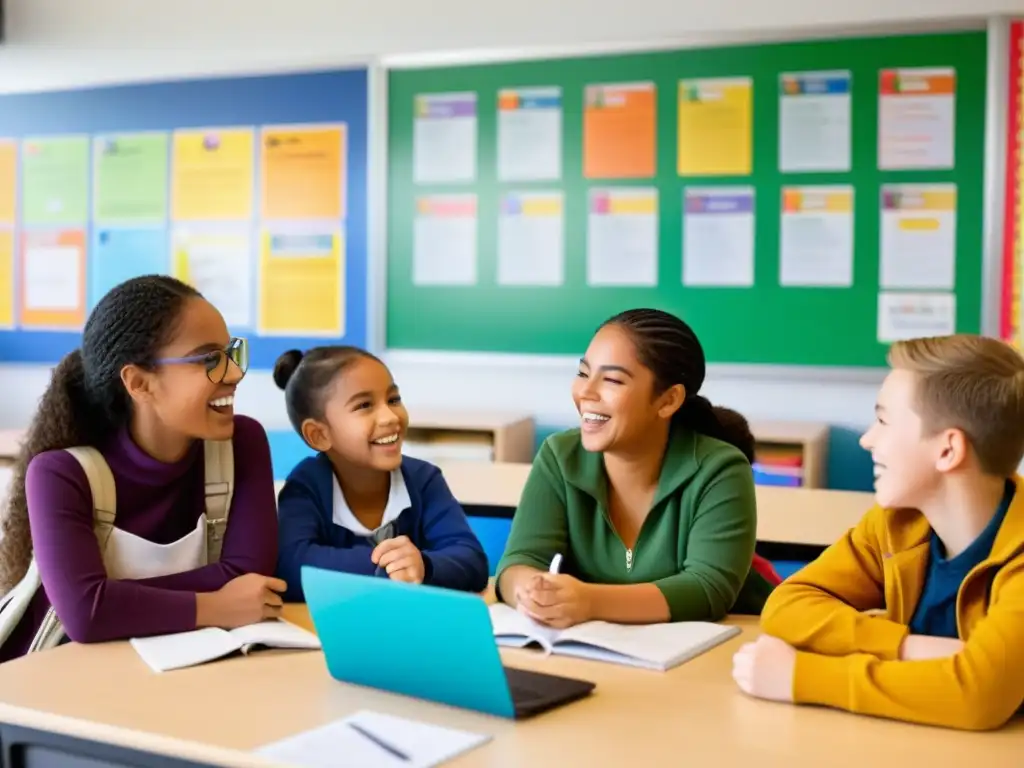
11, 447, 117, 655
64, 446, 117, 553
203, 439, 234, 564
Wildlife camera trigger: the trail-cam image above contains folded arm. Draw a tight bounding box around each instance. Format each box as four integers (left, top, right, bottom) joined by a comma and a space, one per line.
418, 468, 489, 592
135, 419, 279, 592
275, 481, 377, 601
494, 445, 570, 607
760, 509, 910, 659
792, 561, 1024, 730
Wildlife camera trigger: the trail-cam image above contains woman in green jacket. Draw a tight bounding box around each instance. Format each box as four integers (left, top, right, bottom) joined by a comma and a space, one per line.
496, 308, 776, 628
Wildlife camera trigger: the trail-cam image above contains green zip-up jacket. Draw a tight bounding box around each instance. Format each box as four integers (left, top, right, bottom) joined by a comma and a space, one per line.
495, 426, 773, 621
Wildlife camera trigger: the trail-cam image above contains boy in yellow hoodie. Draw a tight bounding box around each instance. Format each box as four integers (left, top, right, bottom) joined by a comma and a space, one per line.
732, 334, 1024, 730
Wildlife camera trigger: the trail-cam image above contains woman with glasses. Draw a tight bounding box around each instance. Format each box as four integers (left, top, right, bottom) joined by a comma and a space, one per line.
0, 276, 283, 662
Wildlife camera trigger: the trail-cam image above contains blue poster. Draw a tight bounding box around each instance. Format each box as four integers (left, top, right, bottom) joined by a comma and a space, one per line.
90, 228, 170, 309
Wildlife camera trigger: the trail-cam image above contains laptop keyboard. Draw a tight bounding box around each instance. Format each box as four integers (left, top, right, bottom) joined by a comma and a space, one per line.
504, 667, 550, 704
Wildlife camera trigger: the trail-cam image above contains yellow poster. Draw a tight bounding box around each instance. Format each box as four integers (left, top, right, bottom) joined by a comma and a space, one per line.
261, 125, 347, 220
0, 229, 13, 327
259, 229, 344, 336
171, 128, 254, 221
0, 140, 15, 224
678, 78, 753, 176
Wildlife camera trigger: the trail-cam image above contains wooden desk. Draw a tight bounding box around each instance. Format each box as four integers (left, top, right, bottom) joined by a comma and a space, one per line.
0, 606, 1020, 768
435, 460, 871, 547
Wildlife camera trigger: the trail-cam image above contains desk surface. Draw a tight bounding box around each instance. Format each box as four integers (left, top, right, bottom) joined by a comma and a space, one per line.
0, 603, 1020, 768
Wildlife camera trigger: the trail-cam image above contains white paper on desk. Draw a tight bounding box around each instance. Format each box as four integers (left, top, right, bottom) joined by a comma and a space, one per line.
257, 710, 491, 768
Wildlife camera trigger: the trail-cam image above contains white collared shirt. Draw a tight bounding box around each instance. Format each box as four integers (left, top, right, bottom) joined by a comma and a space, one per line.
331, 469, 412, 537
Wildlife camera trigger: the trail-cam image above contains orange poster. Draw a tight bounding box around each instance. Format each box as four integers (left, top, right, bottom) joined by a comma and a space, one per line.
19, 229, 87, 330
0, 229, 13, 327
0, 140, 15, 224
261, 125, 347, 220
583, 82, 656, 179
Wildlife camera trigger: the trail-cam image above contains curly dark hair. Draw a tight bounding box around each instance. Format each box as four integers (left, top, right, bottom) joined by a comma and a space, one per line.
0, 275, 201, 594
273, 346, 383, 439
602, 308, 756, 462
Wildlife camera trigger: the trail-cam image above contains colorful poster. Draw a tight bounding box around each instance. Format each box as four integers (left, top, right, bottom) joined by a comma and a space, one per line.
0, 139, 15, 224
259, 229, 344, 336
413, 195, 477, 286
497, 87, 562, 181
413, 93, 477, 184
880, 184, 957, 290
498, 192, 564, 286
171, 128, 254, 221
878, 292, 956, 342
879, 68, 956, 169
90, 228, 169, 309
683, 187, 755, 287
583, 82, 656, 179
0, 229, 13, 328
21, 136, 89, 225
1002, 21, 1023, 348
172, 228, 253, 329
678, 78, 753, 176
780, 186, 854, 287
779, 71, 851, 172
93, 133, 169, 223
261, 125, 347, 220
19, 229, 87, 329
587, 188, 658, 286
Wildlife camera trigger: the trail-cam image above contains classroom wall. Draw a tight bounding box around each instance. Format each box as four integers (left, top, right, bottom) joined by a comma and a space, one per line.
0, 0, 1014, 96
0, 0, 1005, 483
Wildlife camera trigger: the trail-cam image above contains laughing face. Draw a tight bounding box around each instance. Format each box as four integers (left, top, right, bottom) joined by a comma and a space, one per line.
318, 356, 408, 472
860, 368, 949, 509
138, 297, 243, 442
571, 323, 683, 454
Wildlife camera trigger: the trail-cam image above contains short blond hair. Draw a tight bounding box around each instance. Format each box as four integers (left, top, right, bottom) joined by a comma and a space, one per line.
888, 335, 1024, 476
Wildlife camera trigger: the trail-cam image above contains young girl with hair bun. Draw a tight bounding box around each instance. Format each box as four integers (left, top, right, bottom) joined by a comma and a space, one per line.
272, 346, 489, 602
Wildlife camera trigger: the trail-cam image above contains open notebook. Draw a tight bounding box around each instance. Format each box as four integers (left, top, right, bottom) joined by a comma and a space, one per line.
130, 619, 321, 672
489, 604, 740, 671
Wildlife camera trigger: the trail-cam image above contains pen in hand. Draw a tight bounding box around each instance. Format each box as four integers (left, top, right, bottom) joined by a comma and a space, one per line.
347, 721, 411, 762
548, 553, 562, 575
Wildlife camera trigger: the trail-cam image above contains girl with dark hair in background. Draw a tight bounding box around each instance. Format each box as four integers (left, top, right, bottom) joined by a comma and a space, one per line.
496, 308, 778, 629
0, 276, 283, 662
272, 346, 488, 602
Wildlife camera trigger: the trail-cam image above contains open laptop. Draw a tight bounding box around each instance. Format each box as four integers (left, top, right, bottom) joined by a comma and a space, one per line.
301, 565, 596, 719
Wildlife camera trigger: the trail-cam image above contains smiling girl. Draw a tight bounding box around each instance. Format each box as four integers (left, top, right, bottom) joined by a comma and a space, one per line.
273, 346, 489, 601
496, 308, 776, 628
0, 276, 283, 662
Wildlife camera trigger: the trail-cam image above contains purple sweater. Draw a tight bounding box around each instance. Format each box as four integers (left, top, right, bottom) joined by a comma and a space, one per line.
0, 415, 278, 662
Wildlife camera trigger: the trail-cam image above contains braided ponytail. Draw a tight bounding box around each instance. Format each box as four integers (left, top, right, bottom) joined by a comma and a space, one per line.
602, 309, 754, 460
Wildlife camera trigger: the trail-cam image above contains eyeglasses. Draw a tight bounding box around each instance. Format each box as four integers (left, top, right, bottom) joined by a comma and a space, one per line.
155, 337, 249, 383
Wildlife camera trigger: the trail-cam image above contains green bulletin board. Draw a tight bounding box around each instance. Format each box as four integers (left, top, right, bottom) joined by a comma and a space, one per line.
387, 31, 987, 367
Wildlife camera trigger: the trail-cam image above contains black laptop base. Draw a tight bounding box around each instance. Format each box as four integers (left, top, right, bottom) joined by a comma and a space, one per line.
503, 666, 596, 719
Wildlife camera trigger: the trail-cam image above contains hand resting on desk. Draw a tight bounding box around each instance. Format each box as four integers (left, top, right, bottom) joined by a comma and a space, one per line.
732, 632, 965, 702
499, 565, 671, 629
196, 574, 287, 629
514, 571, 593, 629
